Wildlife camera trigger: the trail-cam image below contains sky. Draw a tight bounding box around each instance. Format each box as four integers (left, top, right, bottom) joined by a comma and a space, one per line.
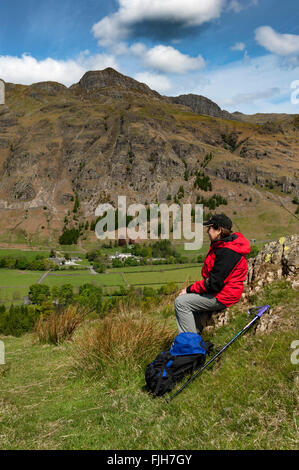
1, 0, 299, 114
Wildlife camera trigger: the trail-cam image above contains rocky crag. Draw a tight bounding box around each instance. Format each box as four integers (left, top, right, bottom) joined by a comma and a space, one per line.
246, 234, 299, 295
168, 93, 233, 120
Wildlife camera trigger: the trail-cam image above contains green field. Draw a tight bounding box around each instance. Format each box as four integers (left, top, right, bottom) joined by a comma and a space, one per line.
123, 265, 200, 286
0, 262, 204, 306
0, 269, 43, 305
43, 272, 125, 289
108, 262, 199, 272
0, 269, 43, 286
0, 249, 50, 260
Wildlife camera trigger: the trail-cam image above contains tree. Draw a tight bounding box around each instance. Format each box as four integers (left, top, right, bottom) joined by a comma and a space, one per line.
59, 228, 80, 245
93, 259, 106, 273
86, 249, 102, 262
73, 193, 80, 213
58, 284, 74, 306
112, 259, 124, 268
78, 284, 103, 313
28, 284, 51, 305
15, 256, 29, 270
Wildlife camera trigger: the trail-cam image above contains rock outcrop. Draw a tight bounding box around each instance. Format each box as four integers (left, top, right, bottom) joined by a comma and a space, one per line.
208, 163, 299, 196
169, 93, 233, 120
29, 81, 67, 96
70, 68, 161, 99
245, 235, 299, 297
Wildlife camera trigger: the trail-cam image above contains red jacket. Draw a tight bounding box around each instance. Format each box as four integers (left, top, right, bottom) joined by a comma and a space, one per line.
186, 232, 250, 307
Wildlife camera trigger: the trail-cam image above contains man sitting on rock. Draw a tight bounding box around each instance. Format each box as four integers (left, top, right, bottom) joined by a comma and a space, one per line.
175, 214, 251, 334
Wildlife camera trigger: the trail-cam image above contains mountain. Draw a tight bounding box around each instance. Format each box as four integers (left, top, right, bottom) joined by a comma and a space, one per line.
0, 68, 298, 245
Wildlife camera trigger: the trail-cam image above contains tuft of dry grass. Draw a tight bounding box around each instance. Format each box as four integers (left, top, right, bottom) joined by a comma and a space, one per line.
35, 305, 88, 345
72, 311, 176, 374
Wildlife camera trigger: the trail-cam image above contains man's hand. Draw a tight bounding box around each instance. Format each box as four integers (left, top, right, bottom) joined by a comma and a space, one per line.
178, 288, 187, 296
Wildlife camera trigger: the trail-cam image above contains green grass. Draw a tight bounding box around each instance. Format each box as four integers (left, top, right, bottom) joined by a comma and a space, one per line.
123, 266, 200, 286
0, 281, 297, 450
0, 249, 50, 260
0, 269, 42, 305
172, 242, 209, 260
108, 262, 201, 272
43, 272, 125, 289
0, 269, 42, 287
0, 287, 29, 305
56, 246, 85, 253
0, 269, 43, 306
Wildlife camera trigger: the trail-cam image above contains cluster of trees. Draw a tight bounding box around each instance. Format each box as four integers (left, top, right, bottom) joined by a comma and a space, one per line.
84, 240, 190, 269
221, 133, 238, 152
0, 304, 41, 337
58, 192, 87, 245
130, 240, 186, 263
85, 249, 106, 273
111, 257, 141, 268
149, 239, 178, 259
196, 194, 228, 210
0, 255, 54, 271
194, 171, 213, 192
201, 153, 213, 168
59, 227, 81, 245
28, 283, 104, 313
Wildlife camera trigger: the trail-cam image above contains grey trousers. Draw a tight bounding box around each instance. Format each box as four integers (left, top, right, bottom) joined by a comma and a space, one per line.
174, 293, 225, 334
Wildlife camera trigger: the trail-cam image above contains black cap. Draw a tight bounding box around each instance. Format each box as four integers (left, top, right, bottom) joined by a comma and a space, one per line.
203, 213, 232, 230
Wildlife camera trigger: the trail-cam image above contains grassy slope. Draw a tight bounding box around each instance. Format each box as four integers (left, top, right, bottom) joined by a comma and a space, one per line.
0, 281, 298, 450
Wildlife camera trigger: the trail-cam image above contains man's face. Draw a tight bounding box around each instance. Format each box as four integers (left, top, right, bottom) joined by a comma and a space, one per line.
207, 226, 221, 242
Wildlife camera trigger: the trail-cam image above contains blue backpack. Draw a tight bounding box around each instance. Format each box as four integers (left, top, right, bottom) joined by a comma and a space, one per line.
145, 333, 213, 397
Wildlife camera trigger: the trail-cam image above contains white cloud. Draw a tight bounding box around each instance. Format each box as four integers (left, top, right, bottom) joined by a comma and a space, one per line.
110, 42, 130, 56
92, 0, 226, 46
0, 52, 118, 87
165, 54, 299, 114
228, 0, 259, 12
231, 42, 246, 51
134, 72, 171, 93
227, 1, 243, 13
132, 44, 205, 74
130, 42, 147, 56
224, 87, 280, 106
255, 26, 299, 56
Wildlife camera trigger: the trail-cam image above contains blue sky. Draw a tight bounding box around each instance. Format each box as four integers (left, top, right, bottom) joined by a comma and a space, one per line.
1, 0, 299, 114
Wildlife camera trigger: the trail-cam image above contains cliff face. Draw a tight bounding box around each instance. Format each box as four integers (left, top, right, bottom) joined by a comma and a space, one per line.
168, 93, 233, 120
0, 68, 298, 243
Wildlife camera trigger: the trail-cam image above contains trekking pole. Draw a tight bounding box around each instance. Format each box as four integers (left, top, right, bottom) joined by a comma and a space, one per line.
166, 304, 271, 403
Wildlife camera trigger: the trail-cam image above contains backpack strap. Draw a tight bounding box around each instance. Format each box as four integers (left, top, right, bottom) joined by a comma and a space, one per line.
154, 354, 170, 396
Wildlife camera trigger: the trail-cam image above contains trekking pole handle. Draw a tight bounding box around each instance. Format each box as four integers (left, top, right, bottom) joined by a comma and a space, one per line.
248, 304, 271, 318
